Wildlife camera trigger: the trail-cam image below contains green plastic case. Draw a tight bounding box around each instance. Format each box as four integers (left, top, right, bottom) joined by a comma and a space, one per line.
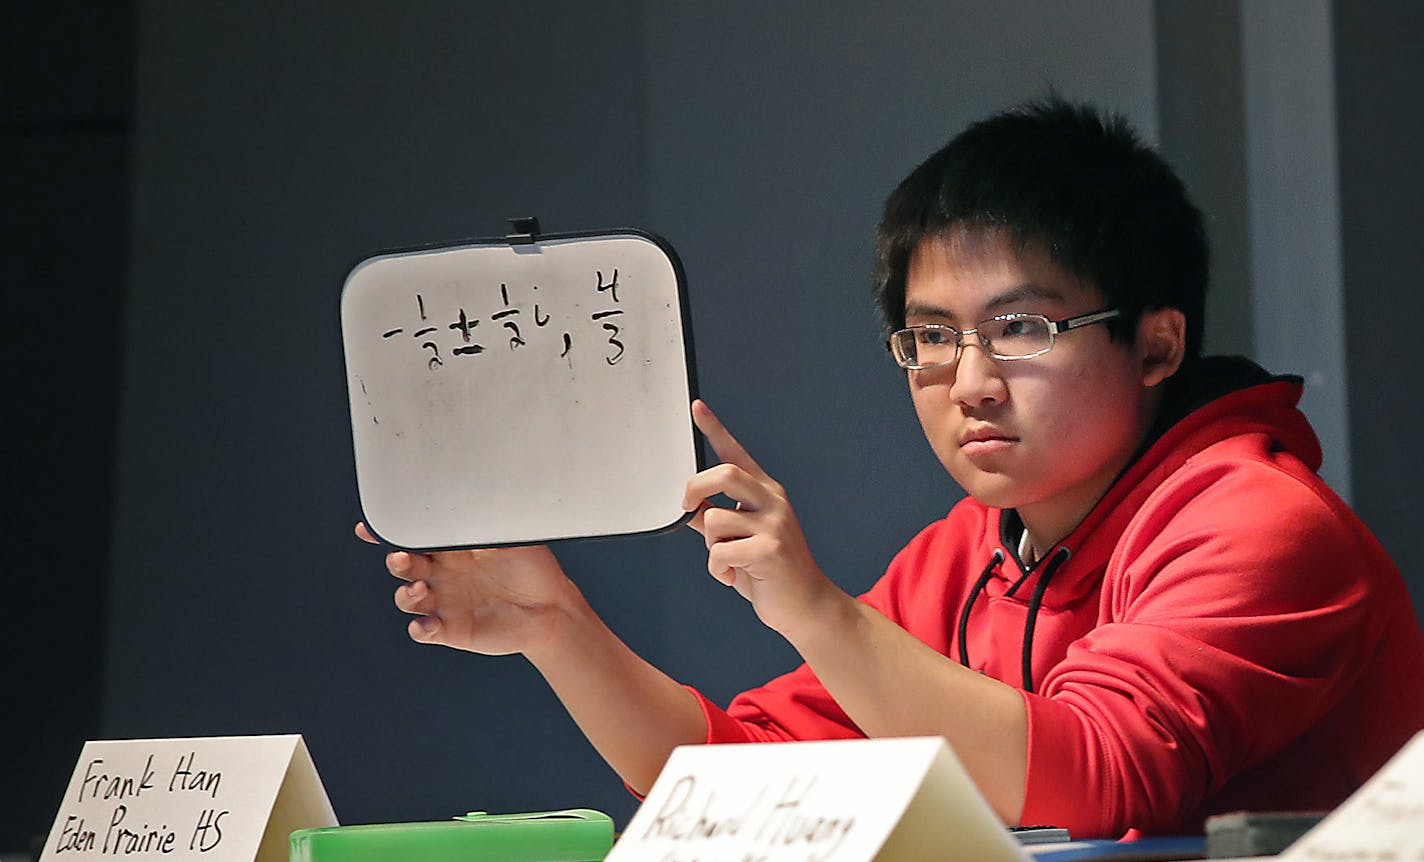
289, 809, 614, 862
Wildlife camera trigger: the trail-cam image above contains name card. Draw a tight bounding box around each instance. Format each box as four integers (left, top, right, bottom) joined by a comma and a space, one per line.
1282, 731, 1424, 861
42, 735, 337, 862
605, 737, 1028, 862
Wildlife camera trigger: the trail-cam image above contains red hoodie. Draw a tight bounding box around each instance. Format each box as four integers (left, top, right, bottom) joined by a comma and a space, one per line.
684, 359, 1424, 837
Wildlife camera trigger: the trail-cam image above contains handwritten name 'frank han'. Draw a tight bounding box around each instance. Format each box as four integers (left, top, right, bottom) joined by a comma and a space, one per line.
642, 775, 856, 861
78, 752, 223, 804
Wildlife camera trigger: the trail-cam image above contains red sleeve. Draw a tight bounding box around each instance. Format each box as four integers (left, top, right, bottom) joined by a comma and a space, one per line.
689, 515, 972, 745
1019, 457, 1387, 836
689, 670, 864, 744
691, 616, 869, 744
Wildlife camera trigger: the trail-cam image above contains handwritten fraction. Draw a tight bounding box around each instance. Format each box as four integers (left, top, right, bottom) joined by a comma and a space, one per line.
377, 269, 628, 370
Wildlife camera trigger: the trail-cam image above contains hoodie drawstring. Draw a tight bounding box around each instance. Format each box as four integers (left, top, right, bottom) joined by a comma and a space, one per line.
955, 545, 1072, 694
1020, 546, 1071, 693
957, 549, 1003, 667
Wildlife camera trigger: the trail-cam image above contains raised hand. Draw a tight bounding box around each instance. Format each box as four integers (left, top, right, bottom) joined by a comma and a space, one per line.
682, 400, 844, 639
356, 522, 579, 659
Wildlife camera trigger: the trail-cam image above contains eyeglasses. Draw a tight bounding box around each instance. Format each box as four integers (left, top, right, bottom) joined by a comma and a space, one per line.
887, 308, 1121, 370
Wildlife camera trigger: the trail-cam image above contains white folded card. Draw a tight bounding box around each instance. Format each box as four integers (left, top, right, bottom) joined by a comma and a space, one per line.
41, 734, 336, 862
605, 736, 1027, 862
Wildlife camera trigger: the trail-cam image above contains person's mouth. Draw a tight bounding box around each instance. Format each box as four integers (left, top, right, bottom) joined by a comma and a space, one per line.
959, 426, 1019, 455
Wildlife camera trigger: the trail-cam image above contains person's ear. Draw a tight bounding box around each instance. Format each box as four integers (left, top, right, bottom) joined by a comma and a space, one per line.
1137, 308, 1186, 387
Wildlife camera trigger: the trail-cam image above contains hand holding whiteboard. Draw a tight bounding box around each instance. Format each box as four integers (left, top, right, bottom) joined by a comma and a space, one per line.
342, 226, 700, 550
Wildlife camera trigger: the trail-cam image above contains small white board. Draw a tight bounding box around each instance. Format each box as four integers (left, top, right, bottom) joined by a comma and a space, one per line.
342, 227, 700, 550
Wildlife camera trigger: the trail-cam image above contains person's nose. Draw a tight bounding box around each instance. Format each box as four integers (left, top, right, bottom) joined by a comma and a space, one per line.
949, 338, 1008, 409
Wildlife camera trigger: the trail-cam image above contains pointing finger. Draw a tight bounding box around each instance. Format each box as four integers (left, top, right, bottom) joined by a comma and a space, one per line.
692, 400, 767, 479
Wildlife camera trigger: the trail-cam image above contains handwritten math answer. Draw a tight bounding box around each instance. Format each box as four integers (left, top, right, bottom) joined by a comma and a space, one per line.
376, 269, 627, 372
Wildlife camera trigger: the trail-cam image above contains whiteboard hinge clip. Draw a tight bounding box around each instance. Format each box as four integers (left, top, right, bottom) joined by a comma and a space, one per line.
505, 216, 541, 245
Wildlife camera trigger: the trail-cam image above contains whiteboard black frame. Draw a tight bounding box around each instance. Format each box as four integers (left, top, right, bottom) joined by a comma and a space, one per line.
342, 226, 703, 552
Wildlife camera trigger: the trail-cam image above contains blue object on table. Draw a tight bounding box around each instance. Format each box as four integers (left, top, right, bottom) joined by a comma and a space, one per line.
1026, 835, 1205, 861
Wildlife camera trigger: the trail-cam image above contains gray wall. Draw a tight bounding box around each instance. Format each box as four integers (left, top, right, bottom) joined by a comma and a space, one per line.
11, 0, 1423, 849
1242, 0, 1352, 498
1336, 2, 1424, 611
1155, 0, 1254, 360
2, 1, 129, 849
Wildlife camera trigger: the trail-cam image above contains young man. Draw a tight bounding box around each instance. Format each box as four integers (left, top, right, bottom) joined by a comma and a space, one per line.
358, 98, 1424, 837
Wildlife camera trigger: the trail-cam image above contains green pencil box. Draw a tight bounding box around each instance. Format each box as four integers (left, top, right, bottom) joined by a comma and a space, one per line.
289, 809, 614, 862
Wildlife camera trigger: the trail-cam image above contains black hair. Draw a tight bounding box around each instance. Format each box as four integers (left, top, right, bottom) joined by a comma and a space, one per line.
874, 96, 1208, 359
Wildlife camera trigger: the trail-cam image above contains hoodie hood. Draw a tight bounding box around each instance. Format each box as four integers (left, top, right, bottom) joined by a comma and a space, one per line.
1140, 355, 1319, 470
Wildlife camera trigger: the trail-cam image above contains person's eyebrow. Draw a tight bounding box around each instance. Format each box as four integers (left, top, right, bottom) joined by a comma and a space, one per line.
981, 282, 1068, 313
903, 282, 1068, 323
903, 300, 954, 321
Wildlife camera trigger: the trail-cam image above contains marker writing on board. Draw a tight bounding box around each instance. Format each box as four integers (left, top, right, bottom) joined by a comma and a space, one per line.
592, 269, 626, 365
493, 283, 526, 349
375, 269, 634, 370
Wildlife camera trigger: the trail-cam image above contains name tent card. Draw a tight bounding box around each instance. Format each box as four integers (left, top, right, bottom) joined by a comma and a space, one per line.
341, 226, 700, 551
605, 737, 1028, 862
43, 735, 336, 862
1278, 730, 1424, 862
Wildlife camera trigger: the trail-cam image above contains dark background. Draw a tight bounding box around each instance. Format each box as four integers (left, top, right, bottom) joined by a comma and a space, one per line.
6, 1, 1422, 853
